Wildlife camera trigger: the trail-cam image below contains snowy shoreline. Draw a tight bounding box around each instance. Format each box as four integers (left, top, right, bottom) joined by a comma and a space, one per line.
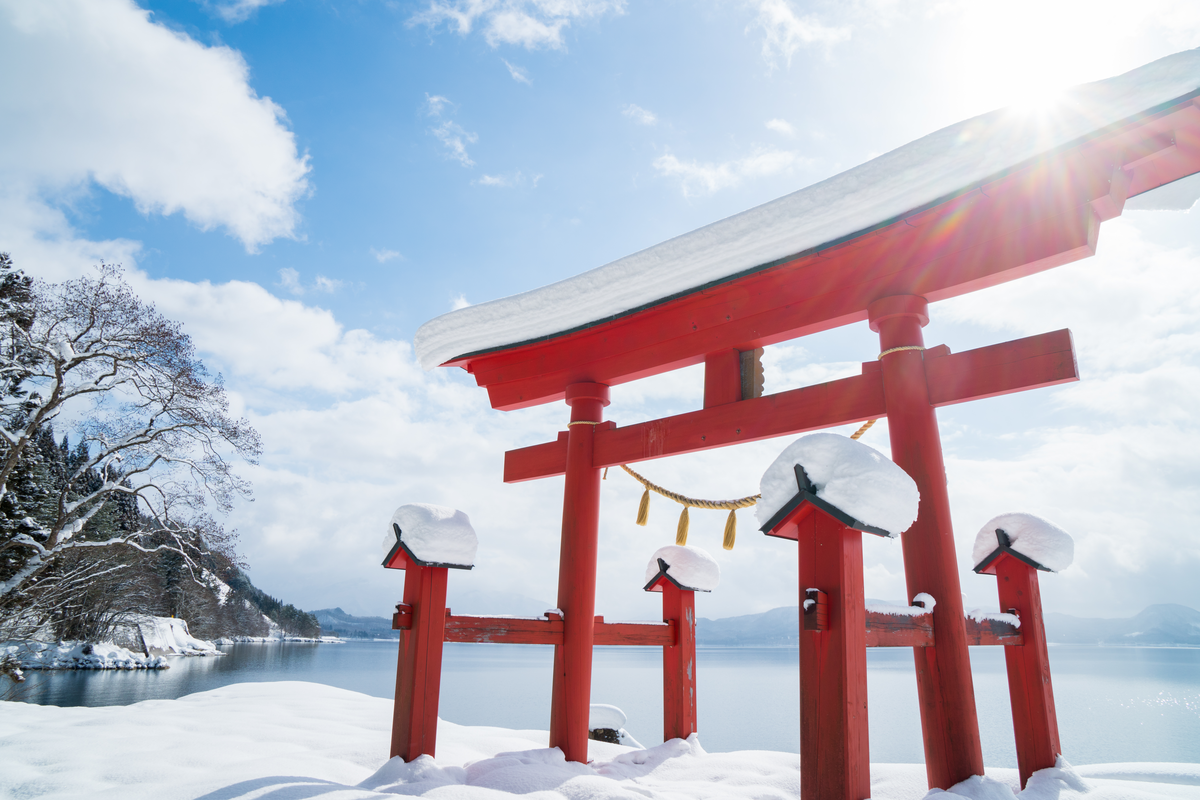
2, 681, 1197, 800
2, 640, 170, 671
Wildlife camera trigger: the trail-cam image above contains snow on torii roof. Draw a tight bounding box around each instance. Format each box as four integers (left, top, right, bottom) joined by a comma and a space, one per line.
415, 49, 1200, 411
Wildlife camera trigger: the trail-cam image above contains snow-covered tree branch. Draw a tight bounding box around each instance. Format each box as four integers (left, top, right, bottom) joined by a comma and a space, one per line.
0, 256, 261, 607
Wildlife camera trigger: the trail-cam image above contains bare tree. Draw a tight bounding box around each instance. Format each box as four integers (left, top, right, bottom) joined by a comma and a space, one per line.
0, 261, 261, 604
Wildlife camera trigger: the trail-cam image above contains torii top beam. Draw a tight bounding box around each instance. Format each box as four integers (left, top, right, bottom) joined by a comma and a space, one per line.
415, 51, 1200, 411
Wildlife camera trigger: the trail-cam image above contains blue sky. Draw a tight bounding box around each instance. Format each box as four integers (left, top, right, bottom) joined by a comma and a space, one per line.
2, 0, 1199, 623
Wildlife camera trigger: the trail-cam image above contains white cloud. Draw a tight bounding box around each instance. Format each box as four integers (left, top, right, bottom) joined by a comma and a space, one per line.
432, 121, 479, 167
749, 0, 851, 69
653, 147, 808, 196
424, 93, 453, 117
410, 0, 626, 50
765, 118, 795, 136
278, 267, 304, 295
370, 248, 403, 263
476, 171, 529, 187
0, 0, 310, 253
621, 104, 657, 126
451, 294, 471, 310
502, 58, 532, 84
276, 268, 343, 296
208, 0, 284, 23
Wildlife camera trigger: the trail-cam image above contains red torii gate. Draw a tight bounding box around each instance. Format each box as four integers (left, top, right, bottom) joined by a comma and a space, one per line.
425, 88, 1200, 790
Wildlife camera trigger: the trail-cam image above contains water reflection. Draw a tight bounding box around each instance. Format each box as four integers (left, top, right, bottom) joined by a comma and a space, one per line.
7, 642, 1199, 767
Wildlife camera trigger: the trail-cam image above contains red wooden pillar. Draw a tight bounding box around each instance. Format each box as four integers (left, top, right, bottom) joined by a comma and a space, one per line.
390, 561, 450, 761
994, 555, 1061, 787
661, 581, 698, 741
868, 295, 984, 789
549, 381, 610, 763
797, 510, 870, 800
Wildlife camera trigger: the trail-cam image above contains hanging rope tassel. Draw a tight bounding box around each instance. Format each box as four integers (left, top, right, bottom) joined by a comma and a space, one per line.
675, 506, 690, 545
722, 509, 737, 550
636, 488, 650, 526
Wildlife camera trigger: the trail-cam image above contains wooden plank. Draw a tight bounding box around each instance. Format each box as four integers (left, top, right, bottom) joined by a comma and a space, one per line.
925, 329, 1078, 407
443, 615, 564, 645
963, 616, 1023, 646
704, 349, 742, 408
595, 620, 675, 647
864, 611, 934, 647
505, 369, 883, 482
504, 329, 1078, 483
439, 615, 673, 647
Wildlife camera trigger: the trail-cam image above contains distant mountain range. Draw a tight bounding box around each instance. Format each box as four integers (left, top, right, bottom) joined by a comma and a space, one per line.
313, 603, 1200, 646
1044, 604, 1200, 646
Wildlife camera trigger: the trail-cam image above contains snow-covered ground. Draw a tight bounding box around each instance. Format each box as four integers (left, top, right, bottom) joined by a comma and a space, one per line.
2, 681, 1197, 800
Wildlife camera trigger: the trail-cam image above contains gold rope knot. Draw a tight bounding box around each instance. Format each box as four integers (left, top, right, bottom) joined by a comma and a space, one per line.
566, 420, 602, 427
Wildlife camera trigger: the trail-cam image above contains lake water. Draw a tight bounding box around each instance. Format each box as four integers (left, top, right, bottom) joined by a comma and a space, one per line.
9, 642, 1200, 767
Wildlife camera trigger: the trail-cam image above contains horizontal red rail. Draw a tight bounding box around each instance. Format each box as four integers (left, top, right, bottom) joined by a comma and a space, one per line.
393, 605, 1022, 647
504, 330, 1077, 483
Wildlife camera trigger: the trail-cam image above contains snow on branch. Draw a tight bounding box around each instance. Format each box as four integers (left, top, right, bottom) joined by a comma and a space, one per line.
0, 261, 260, 602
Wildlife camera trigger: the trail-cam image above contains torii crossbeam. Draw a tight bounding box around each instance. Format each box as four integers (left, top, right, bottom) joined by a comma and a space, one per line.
413, 52, 1200, 791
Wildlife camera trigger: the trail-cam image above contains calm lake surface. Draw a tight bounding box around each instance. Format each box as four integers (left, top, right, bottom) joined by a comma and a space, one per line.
9, 642, 1199, 767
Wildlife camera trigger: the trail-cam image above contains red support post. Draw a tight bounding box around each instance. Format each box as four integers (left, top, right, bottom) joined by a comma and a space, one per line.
869, 295, 985, 790
549, 382, 610, 763
390, 561, 450, 761
994, 555, 1061, 788
797, 510, 871, 800
661, 581, 698, 742
703, 349, 742, 408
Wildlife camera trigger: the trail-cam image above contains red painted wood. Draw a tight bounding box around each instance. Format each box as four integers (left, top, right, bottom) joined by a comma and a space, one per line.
439, 614, 673, 646
444, 615, 564, 644
454, 102, 1200, 411
804, 588, 829, 632
661, 582, 698, 742
994, 555, 1061, 788
477, 202, 1097, 411
963, 616, 1023, 647
392, 603, 413, 631
504, 330, 1078, 483
925, 330, 1078, 407
703, 350, 742, 407
594, 620, 675, 647
865, 612, 933, 647
870, 296, 984, 790
390, 563, 450, 761
797, 510, 871, 800
548, 383, 609, 764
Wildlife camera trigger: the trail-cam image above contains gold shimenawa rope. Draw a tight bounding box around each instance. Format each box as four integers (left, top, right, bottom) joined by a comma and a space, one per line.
617, 463, 759, 550
877, 345, 925, 359
608, 418, 880, 550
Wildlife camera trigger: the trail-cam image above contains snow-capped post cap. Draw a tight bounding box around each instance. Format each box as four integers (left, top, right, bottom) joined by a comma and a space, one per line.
588, 703, 627, 731
643, 545, 720, 593
972, 512, 1074, 574
756, 433, 919, 538
382, 503, 477, 571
